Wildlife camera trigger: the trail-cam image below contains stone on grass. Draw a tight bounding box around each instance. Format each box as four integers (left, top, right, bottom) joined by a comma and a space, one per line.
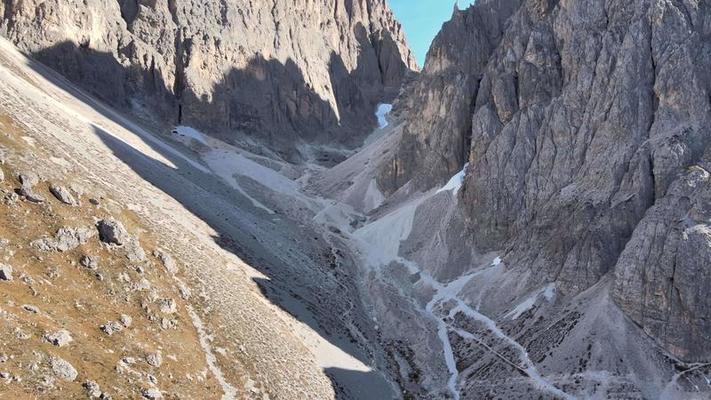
158, 299, 177, 314
96, 219, 131, 246
31, 227, 96, 252
50, 356, 78, 381
83, 380, 102, 398
22, 304, 39, 314
100, 321, 123, 336
145, 352, 162, 368
17, 172, 44, 203
44, 329, 73, 347
120, 314, 132, 328
80, 255, 99, 270
141, 388, 162, 399
0, 264, 12, 281
154, 250, 178, 274
49, 185, 78, 206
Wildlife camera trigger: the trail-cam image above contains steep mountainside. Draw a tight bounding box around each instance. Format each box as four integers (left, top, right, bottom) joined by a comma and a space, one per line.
0, 38, 337, 399
0, 0, 416, 161
381, 0, 711, 369
380, 0, 522, 191
2, 0, 711, 399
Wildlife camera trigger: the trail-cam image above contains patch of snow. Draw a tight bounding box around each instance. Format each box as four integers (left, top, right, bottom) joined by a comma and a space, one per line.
355, 208, 571, 400
312, 201, 359, 234
202, 149, 276, 214
173, 125, 208, 145
505, 284, 557, 320
205, 149, 298, 196
375, 103, 392, 129
362, 179, 385, 212
353, 197, 423, 267
492, 256, 502, 266
172, 125, 306, 215
437, 319, 460, 399
437, 163, 469, 195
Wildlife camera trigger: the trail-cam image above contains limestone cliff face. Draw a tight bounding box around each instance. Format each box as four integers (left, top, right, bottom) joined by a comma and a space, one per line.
385, 0, 711, 362
379, 0, 521, 191
0, 0, 416, 160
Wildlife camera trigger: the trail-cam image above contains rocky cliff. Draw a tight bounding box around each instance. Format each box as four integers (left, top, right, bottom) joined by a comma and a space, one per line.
379, 0, 521, 191
382, 0, 711, 364
0, 0, 416, 161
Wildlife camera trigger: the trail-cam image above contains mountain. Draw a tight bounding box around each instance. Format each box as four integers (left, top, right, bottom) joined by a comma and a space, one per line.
0, 0, 416, 161
394, 0, 711, 364
365, 0, 711, 397
1, 0, 710, 399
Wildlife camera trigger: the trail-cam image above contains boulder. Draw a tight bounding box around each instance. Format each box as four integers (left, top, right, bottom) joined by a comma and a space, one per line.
96, 219, 131, 246
32, 227, 96, 252
50, 356, 78, 381
44, 329, 73, 347
100, 321, 123, 336
49, 185, 78, 206
141, 388, 162, 400
0, 264, 12, 281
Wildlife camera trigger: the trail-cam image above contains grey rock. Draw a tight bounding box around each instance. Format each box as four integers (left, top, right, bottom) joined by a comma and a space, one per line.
100, 321, 123, 336
96, 219, 131, 246
0, 264, 12, 281
83, 380, 102, 398
351, 1, 711, 388
125, 240, 146, 263
457, 0, 711, 354
141, 388, 162, 400
17, 172, 38, 187
22, 304, 39, 314
31, 226, 96, 252
119, 314, 132, 328
376, 0, 711, 366
44, 329, 73, 347
0, 168, 4, 182
0, 0, 416, 161
2, 191, 18, 206
80, 255, 99, 271
17, 172, 44, 203
158, 299, 177, 314
379, 0, 522, 192
177, 283, 191, 300
154, 250, 178, 274
145, 352, 162, 368
49, 185, 78, 206
614, 166, 711, 362
50, 356, 77, 381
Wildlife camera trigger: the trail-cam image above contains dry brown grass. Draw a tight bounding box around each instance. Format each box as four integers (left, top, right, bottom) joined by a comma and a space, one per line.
0, 114, 225, 399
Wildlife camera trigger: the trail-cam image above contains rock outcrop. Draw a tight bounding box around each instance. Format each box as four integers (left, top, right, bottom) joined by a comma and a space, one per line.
379, 0, 522, 191
0, 0, 416, 160
382, 0, 711, 363
613, 164, 711, 362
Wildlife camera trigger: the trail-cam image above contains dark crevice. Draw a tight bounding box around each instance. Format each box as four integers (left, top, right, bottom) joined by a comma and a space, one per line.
462, 77, 483, 164
116, 0, 139, 27
167, 0, 187, 124
2, 0, 15, 31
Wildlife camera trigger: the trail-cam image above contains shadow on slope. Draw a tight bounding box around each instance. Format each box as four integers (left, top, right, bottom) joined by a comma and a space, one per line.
28, 28, 405, 162
18, 41, 397, 399
89, 122, 397, 399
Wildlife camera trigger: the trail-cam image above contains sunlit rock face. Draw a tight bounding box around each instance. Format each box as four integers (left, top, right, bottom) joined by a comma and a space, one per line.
0, 0, 417, 160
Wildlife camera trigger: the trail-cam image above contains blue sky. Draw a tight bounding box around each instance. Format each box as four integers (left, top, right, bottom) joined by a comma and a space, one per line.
388, 0, 476, 67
